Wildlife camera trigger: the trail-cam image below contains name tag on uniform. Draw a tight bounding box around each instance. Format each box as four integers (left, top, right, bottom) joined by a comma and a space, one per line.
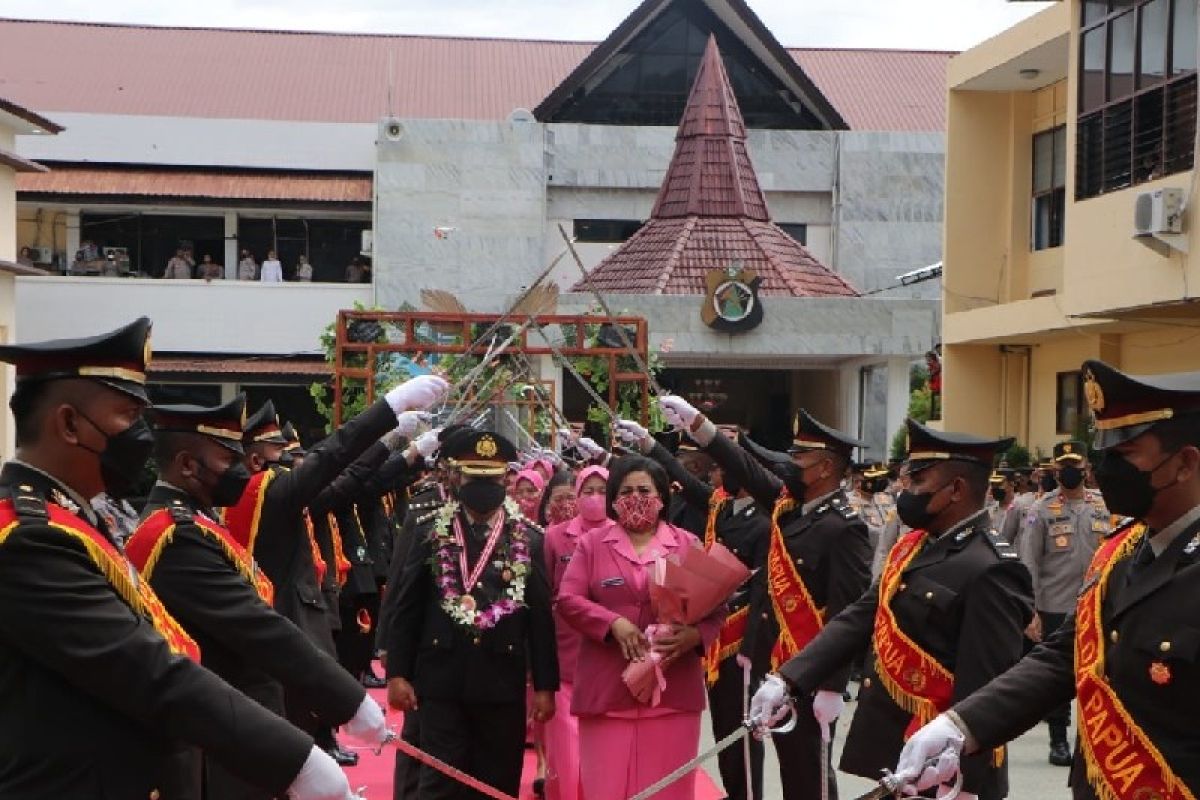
600, 577, 625, 588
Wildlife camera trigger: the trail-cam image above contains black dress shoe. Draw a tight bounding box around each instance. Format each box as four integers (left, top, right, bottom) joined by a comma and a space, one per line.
533, 777, 546, 797
328, 746, 360, 767
361, 671, 387, 689
1048, 740, 1072, 766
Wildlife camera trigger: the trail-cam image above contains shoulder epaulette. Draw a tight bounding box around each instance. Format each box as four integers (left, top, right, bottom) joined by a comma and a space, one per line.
167, 500, 195, 525
826, 495, 858, 520
1108, 517, 1137, 539
415, 509, 441, 526
12, 484, 48, 522
982, 528, 1020, 560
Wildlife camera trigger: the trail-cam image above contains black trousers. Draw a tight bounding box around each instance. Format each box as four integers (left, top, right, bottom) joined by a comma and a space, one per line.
417, 698, 526, 799
1041, 611, 1072, 734
772, 700, 838, 800
707, 656, 764, 800
392, 710, 422, 800
336, 590, 381, 679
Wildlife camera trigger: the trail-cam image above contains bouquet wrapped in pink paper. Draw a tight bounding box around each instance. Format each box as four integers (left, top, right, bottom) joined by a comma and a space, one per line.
621, 542, 749, 705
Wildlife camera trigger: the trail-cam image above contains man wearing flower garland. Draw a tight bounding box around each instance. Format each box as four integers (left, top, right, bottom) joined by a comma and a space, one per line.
384, 428, 559, 799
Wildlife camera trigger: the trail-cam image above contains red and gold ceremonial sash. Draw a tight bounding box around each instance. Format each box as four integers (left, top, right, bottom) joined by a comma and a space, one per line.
323, 512, 351, 587
873, 529, 953, 736
767, 492, 825, 670
127, 507, 275, 605
1075, 522, 1194, 800
702, 488, 743, 683
300, 510, 329, 587
0, 499, 199, 661
220, 469, 275, 552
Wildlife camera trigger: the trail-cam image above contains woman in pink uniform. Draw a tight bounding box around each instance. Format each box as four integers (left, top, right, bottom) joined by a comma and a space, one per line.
512, 468, 546, 521
542, 465, 609, 800
558, 456, 725, 800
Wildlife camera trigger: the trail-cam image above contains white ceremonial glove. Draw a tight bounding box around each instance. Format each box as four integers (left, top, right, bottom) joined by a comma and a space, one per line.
613, 419, 653, 453
749, 673, 791, 728
735, 653, 753, 671
394, 410, 432, 440
894, 714, 966, 793
385, 374, 450, 416
659, 395, 715, 446
412, 428, 443, 459
812, 690, 845, 742
287, 745, 354, 800
343, 693, 389, 746
576, 437, 607, 460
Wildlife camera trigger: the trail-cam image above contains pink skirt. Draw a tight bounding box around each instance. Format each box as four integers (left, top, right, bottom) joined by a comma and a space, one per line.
544, 682, 581, 800
577, 708, 702, 800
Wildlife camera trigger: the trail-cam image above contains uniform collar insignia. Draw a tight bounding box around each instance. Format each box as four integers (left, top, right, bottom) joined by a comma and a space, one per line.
49, 488, 79, 515
1184, 534, 1200, 556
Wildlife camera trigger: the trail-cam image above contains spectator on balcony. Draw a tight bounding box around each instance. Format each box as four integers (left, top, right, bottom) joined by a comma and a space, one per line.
295, 255, 314, 282
260, 249, 284, 283
16, 247, 34, 268
163, 248, 194, 279
345, 257, 367, 283
198, 254, 224, 281
237, 249, 258, 281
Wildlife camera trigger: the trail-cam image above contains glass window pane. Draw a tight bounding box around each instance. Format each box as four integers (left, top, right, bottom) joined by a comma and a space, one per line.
1053, 126, 1068, 188
1082, 27, 1107, 112
1084, 0, 1108, 26
1174, 0, 1197, 75
1140, 0, 1170, 87
1109, 11, 1137, 100
1034, 131, 1054, 193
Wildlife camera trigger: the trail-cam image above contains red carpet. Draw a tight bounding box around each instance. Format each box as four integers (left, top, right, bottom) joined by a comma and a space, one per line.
346, 689, 725, 799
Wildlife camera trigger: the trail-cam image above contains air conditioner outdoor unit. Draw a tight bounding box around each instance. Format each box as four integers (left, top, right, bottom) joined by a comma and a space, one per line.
361, 229, 373, 256
1135, 188, 1185, 235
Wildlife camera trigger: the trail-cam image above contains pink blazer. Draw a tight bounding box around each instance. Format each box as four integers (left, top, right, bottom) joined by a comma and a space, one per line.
557, 520, 726, 717
545, 516, 610, 684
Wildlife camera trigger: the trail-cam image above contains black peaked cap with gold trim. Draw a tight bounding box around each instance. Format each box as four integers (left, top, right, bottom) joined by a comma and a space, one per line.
282, 422, 306, 455
442, 429, 518, 477
243, 400, 287, 445
789, 409, 865, 457
863, 462, 889, 479
1083, 359, 1200, 449
1052, 440, 1087, 463
905, 418, 1013, 475
0, 316, 152, 403
151, 394, 246, 454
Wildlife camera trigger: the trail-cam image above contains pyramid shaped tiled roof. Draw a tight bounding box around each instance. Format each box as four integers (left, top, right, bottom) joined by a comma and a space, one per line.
573, 36, 858, 298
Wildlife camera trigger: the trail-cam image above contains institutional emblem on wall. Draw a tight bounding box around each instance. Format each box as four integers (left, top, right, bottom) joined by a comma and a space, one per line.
702, 262, 764, 332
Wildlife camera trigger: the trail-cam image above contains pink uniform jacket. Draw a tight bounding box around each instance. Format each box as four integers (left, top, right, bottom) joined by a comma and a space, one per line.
557, 520, 726, 717
544, 516, 609, 684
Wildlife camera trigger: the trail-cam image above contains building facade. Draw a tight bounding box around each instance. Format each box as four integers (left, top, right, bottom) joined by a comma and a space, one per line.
941, 0, 1199, 455
2, 0, 949, 456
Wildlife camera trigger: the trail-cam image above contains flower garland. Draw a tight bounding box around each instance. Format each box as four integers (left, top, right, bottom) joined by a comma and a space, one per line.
431, 497, 531, 631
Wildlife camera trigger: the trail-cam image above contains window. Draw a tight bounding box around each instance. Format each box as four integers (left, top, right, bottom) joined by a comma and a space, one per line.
1076, 0, 1197, 200
1056, 371, 1085, 435
1033, 126, 1067, 250
777, 223, 808, 245
573, 219, 644, 243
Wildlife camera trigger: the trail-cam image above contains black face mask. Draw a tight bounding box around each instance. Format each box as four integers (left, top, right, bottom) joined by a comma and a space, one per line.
1040, 474, 1059, 493
197, 459, 252, 508
278, 451, 295, 468
1093, 450, 1175, 520
456, 480, 507, 516
896, 483, 949, 530
775, 463, 808, 503
1058, 465, 1085, 491
990, 486, 1007, 503
722, 473, 744, 496
76, 411, 154, 499
867, 478, 889, 495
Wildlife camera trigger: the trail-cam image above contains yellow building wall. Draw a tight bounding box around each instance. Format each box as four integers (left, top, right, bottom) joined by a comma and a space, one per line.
941, 345, 1004, 438
0, 129, 15, 262
1119, 328, 1200, 375
1027, 336, 1100, 454
16, 207, 69, 256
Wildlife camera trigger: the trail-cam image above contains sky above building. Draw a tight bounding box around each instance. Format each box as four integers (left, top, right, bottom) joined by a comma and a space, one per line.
5, 0, 1052, 51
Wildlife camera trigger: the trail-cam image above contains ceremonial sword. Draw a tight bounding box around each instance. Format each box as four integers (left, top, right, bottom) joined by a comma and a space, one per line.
847, 754, 964, 800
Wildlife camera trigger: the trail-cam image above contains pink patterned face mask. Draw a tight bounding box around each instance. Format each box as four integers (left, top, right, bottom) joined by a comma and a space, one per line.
614, 493, 663, 532
546, 497, 579, 525
578, 494, 608, 523
517, 497, 541, 520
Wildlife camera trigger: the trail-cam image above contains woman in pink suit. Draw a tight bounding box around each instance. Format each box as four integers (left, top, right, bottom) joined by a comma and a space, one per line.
558, 456, 726, 800
542, 465, 609, 800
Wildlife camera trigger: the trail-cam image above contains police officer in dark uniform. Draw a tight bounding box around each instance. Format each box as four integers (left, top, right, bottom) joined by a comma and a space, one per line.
661, 396, 872, 800
0, 317, 353, 800
613, 417, 770, 800
384, 428, 559, 800
127, 394, 388, 799
751, 419, 1033, 800
224, 374, 447, 740
897, 361, 1200, 798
